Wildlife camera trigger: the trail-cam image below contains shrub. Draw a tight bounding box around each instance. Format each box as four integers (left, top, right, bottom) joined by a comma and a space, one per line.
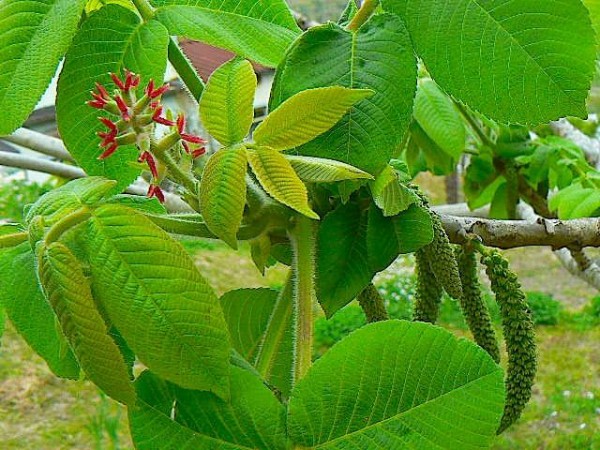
526, 291, 562, 326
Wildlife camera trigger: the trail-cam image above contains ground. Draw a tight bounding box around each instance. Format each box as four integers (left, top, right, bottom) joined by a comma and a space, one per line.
0, 241, 598, 449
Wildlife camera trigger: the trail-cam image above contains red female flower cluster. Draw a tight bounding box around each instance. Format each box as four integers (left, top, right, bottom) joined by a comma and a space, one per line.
88, 70, 207, 202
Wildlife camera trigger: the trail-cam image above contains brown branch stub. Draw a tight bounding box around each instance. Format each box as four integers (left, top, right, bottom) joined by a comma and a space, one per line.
442, 215, 600, 249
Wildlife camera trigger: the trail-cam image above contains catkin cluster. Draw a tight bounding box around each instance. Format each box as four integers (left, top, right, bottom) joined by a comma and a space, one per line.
481, 250, 537, 434
456, 247, 501, 363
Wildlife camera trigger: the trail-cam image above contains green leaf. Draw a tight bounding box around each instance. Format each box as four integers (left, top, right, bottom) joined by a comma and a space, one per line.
200, 58, 257, 146
255, 87, 373, 151
317, 202, 371, 316
39, 242, 135, 405
199, 147, 248, 249
26, 177, 116, 226
286, 155, 373, 183
173, 366, 288, 449
0, 0, 87, 134
270, 14, 417, 174
407, 121, 458, 176
221, 285, 294, 398
366, 203, 434, 273
414, 79, 465, 158
130, 368, 288, 450
0, 243, 79, 379
549, 182, 600, 218
382, 0, 597, 124
288, 320, 505, 449
369, 166, 419, 217
155, 5, 300, 68
57, 5, 169, 190
151, 0, 299, 31
249, 234, 272, 275
87, 204, 230, 397
247, 148, 318, 219
338, 0, 359, 26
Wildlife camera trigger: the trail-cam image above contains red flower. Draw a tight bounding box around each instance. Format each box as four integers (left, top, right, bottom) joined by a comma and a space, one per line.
125, 70, 140, 90
176, 113, 206, 144
147, 184, 165, 203
138, 151, 159, 178
114, 95, 130, 121
152, 106, 175, 126
95, 83, 110, 100
98, 142, 118, 160
99, 117, 118, 133
146, 79, 170, 99
191, 147, 206, 158
110, 73, 127, 91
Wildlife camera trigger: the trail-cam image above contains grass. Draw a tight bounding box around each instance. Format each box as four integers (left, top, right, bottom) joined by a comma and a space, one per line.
1, 238, 599, 448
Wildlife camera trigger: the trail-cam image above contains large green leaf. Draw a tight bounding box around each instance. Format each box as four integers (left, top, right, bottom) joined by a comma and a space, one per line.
200, 58, 257, 146
57, 5, 169, 190
383, 0, 597, 125
199, 147, 248, 248
155, 5, 300, 68
270, 14, 417, 174
131, 368, 289, 450
414, 79, 466, 159
288, 320, 505, 449
0, 243, 79, 379
0, 0, 87, 134
254, 87, 373, 151
286, 155, 373, 183
87, 204, 230, 398
247, 148, 318, 219
317, 202, 370, 317
221, 285, 294, 398
39, 243, 135, 405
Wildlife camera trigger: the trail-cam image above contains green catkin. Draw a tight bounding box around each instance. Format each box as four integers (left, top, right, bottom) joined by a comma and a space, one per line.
357, 283, 389, 323
481, 250, 537, 434
422, 210, 463, 300
456, 247, 501, 363
413, 250, 443, 323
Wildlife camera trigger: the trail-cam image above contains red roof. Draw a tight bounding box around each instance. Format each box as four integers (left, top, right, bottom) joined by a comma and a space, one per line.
179, 40, 270, 82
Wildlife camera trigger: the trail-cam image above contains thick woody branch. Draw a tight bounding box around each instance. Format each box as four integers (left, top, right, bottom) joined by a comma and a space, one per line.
0, 151, 85, 179
443, 215, 600, 249
2, 128, 74, 161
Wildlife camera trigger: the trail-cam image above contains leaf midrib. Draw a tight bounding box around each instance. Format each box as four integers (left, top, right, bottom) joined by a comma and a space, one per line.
310, 369, 502, 448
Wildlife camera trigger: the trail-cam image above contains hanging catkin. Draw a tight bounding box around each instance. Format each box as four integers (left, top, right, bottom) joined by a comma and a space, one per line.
481, 250, 537, 434
456, 246, 501, 363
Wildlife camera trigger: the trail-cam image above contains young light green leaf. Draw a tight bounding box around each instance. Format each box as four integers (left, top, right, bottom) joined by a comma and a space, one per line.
549, 182, 600, 219
382, 0, 597, 125
369, 166, 419, 217
221, 285, 294, 397
270, 14, 417, 174
87, 204, 231, 398
130, 367, 288, 450
199, 147, 248, 249
247, 148, 319, 219
288, 320, 505, 449
39, 243, 135, 405
26, 177, 116, 226
57, 5, 169, 190
200, 59, 257, 146
317, 202, 371, 317
155, 5, 300, 68
414, 79, 466, 158
0, 0, 87, 134
0, 243, 79, 379
286, 155, 373, 183
254, 87, 373, 151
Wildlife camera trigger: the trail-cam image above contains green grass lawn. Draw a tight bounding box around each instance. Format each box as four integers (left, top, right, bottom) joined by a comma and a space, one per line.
1, 240, 598, 449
